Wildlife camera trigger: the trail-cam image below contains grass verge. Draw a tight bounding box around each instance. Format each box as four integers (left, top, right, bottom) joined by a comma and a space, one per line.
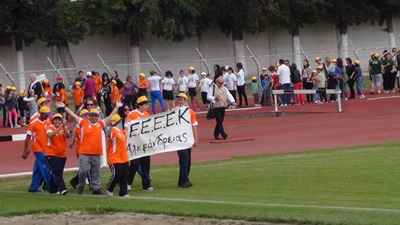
0, 142, 399, 225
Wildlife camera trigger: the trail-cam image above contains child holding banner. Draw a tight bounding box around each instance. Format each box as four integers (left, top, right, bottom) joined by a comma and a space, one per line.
125, 96, 153, 191
175, 93, 198, 188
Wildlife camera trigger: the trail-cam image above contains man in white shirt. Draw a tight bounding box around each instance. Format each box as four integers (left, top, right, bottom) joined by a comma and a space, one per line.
276, 59, 291, 106
147, 70, 165, 114
226, 67, 237, 108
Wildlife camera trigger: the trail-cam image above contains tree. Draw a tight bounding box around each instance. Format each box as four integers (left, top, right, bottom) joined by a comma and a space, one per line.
37, 0, 90, 87
271, 0, 327, 66
325, 0, 377, 59
212, 0, 275, 77
0, 0, 46, 90
101, 0, 203, 77
367, 0, 400, 47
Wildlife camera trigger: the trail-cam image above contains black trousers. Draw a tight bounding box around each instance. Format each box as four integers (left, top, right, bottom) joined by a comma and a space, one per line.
327, 76, 337, 101
104, 98, 113, 116
237, 85, 248, 106
128, 156, 151, 189
213, 107, 226, 138
347, 79, 355, 98
177, 148, 192, 185
106, 162, 129, 196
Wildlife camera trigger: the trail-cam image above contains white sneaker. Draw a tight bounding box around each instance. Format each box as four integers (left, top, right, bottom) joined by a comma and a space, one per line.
15, 124, 21, 128
143, 187, 154, 191
127, 185, 131, 191
122, 194, 130, 197
106, 190, 113, 196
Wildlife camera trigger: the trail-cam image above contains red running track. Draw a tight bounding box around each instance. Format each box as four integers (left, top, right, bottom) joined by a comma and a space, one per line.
1, 92, 400, 176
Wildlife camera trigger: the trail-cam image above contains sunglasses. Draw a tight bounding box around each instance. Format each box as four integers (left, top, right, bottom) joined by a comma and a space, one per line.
124, 108, 130, 111
86, 103, 95, 106
89, 113, 99, 117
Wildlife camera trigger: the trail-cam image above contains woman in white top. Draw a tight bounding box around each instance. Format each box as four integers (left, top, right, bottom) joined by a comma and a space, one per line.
235, 63, 248, 108
161, 70, 176, 110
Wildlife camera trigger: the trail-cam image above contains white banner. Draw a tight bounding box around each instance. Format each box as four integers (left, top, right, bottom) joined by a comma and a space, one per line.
35, 73, 47, 82
125, 106, 194, 160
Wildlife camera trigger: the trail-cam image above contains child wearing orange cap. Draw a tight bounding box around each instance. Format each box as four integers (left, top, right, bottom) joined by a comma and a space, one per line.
71, 81, 84, 112
42, 79, 52, 104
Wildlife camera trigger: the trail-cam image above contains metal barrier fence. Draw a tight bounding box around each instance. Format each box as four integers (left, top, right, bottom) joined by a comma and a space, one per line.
272, 89, 343, 112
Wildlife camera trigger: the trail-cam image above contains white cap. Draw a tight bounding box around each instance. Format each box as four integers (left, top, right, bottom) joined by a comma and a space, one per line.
86, 71, 92, 76
201, 72, 207, 75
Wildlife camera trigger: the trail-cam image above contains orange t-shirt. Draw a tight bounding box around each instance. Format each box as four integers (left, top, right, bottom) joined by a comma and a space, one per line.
138, 79, 149, 89
73, 124, 81, 155
78, 118, 105, 155
71, 88, 84, 106
43, 87, 52, 101
189, 108, 198, 126
56, 89, 68, 104
30, 113, 51, 125
46, 125, 68, 158
110, 86, 120, 104
93, 76, 101, 94
125, 110, 150, 123
27, 119, 50, 152
107, 127, 128, 164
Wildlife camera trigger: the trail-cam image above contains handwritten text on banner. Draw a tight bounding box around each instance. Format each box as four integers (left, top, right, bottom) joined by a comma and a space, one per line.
125, 106, 194, 160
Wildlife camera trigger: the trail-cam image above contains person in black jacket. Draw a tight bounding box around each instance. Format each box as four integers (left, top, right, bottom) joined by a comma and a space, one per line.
17, 90, 29, 126
290, 63, 305, 105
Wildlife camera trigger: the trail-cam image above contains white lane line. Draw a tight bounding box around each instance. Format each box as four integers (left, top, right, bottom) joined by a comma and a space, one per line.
1, 190, 399, 213
367, 95, 400, 101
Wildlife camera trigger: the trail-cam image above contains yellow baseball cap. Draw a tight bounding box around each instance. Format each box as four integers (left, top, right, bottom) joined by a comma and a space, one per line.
312, 70, 317, 74
176, 93, 188, 100
317, 65, 323, 70
275, 63, 280, 67
331, 58, 337, 63
261, 67, 267, 71
39, 106, 52, 116
89, 108, 100, 115
74, 81, 81, 86
79, 109, 89, 116
111, 80, 117, 84
111, 114, 121, 123
315, 57, 321, 62
188, 66, 195, 71
137, 96, 150, 104
19, 90, 25, 96
374, 53, 379, 58
10, 86, 16, 91
138, 73, 145, 77
251, 76, 257, 80
52, 113, 63, 120
354, 60, 360, 64
37, 97, 50, 106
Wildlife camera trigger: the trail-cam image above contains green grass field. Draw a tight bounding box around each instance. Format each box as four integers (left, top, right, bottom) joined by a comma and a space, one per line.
1, 142, 400, 225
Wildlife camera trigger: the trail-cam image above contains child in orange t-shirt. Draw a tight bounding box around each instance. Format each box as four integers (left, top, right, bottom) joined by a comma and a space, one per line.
56, 83, 68, 120
45, 113, 70, 194
106, 114, 129, 197
42, 79, 52, 104
110, 80, 120, 105
71, 82, 84, 112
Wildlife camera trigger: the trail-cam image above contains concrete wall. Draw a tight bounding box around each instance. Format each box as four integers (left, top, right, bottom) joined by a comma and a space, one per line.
0, 18, 397, 90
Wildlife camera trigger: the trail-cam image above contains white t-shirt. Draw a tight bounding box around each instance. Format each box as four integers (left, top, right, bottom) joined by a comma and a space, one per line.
187, 73, 199, 88
277, 65, 291, 84
222, 72, 229, 85
177, 76, 188, 92
162, 77, 175, 91
236, 69, 245, 86
147, 75, 162, 91
199, 77, 212, 92
225, 73, 237, 91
